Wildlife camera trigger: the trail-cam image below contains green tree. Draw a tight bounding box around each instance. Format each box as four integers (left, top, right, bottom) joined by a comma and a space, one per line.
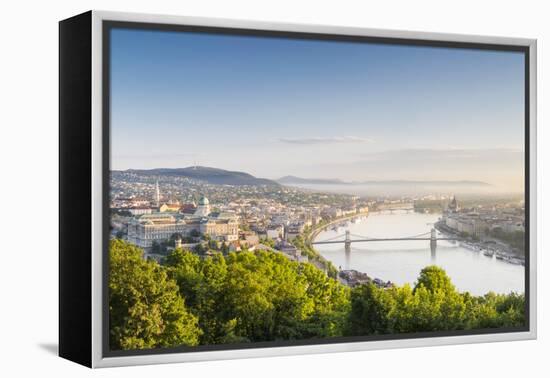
298, 263, 350, 337
208, 239, 219, 250
169, 232, 184, 246
414, 266, 455, 294
221, 241, 230, 254
347, 283, 397, 335
110, 240, 525, 350
259, 237, 275, 248
164, 248, 350, 343
164, 248, 203, 308
109, 240, 201, 350
165, 249, 233, 344
193, 243, 207, 255
151, 240, 161, 255
346, 265, 525, 335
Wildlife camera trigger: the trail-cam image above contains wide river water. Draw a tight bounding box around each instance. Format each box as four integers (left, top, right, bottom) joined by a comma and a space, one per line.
314, 211, 524, 295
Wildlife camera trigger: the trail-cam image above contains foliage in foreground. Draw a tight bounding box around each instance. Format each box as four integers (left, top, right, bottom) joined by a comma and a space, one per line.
163, 245, 350, 345
109, 240, 201, 350
109, 240, 525, 350
346, 266, 525, 336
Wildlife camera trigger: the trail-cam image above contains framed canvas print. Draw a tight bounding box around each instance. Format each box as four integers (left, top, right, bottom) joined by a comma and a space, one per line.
59, 10, 537, 368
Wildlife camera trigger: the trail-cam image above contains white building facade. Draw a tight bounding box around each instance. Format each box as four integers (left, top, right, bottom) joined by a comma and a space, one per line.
127, 196, 239, 249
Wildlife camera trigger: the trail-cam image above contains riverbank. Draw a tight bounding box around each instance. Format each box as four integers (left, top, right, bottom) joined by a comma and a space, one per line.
306, 211, 370, 246
434, 220, 525, 266
291, 212, 370, 279
303, 211, 396, 287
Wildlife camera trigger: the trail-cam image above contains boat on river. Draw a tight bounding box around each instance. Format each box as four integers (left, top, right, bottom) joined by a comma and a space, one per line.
460, 242, 479, 252
509, 257, 525, 266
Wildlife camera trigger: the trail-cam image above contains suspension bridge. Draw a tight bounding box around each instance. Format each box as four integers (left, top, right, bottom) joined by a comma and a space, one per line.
311, 228, 460, 249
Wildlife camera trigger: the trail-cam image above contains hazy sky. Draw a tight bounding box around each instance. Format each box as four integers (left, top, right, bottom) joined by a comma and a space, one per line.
110, 28, 525, 191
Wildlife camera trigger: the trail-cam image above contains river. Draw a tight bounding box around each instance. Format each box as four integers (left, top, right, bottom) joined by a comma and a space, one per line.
314, 211, 524, 295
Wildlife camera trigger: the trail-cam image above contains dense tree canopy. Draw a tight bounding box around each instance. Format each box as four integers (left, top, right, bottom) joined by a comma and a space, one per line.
109, 240, 201, 350
164, 248, 349, 344
346, 266, 525, 335
109, 240, 525, 351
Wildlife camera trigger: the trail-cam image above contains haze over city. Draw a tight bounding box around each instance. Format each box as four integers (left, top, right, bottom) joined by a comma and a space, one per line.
110, 28, 525, 192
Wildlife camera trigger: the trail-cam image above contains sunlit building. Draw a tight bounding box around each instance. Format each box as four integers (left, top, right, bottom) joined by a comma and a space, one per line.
127, 195, 238, 249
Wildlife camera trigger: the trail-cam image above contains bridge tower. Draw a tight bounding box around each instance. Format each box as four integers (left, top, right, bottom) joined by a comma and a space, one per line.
344, 230, 351, 250
430, 228, 437, 248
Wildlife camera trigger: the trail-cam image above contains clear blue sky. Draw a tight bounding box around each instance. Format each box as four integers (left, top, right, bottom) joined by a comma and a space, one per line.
110, 28, 525, 190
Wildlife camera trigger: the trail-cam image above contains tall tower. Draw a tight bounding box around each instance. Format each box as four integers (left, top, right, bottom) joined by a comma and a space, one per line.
448, 195, 458, 213
344, 230, 351, 250
155, 180, 160, 207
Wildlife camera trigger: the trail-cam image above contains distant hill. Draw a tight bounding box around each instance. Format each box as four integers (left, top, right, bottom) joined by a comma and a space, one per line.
123, 166, 280, 187
359, 180, 492, 187
277, 176, 491, 187
277, 176, 347, 185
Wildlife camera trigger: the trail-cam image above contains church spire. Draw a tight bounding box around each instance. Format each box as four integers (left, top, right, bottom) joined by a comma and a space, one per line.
155, 179, 160, 207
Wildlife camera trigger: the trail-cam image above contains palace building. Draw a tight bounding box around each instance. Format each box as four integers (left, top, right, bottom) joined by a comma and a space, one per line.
127, 196, 238, 249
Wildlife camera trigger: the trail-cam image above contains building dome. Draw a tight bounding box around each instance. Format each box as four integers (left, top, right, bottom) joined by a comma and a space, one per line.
194, 196, 211, 217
